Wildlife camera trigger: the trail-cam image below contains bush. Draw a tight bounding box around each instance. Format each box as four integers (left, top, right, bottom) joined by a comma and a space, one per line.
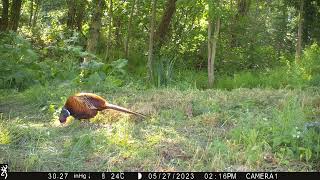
302, 43, 320, 86
78, 59, 129, 91
0, 33, 133, 91
0, 32, 41, 90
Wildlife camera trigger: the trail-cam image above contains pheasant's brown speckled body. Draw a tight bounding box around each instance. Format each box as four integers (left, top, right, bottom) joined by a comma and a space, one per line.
59, 93, 145, 123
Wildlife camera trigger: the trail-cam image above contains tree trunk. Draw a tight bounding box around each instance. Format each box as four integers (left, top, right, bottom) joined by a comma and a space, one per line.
230, 0, 250, 47
295, 0, 304, 62
147, 0, 157, 81
32, 0, 40, 28
208, 19, 213, 88
75, 0, 86, 32
0, 0, 9, 31
124, 0, 136, 59
67, 0, 76, 30
237, 0, 250, 16
85, 0, 105, 62
9, 0, 22, 31
229, 0, 234, 46
29, 0, 33, 27
105, 0, 113, 60
154, 0, 177, 50
114, 17, 121, 48
208, 18, 220, 88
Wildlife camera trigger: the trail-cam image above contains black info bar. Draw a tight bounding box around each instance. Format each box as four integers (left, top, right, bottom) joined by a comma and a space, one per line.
0, 172, 319, 180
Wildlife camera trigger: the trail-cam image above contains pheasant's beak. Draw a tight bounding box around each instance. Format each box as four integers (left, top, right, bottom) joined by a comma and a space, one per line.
59, 116, 67, 123
59, 107, 70, 124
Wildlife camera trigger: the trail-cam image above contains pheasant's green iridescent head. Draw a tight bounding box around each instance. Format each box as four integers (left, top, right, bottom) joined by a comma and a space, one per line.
59, 107, 70, 123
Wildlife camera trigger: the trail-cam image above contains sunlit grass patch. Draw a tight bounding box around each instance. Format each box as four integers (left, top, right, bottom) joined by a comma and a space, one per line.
0, 86, 319, 171
0, 124, 11, 144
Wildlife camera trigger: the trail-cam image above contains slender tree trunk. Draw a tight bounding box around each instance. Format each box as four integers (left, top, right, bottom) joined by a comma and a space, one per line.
114, 17, 121, 48
208, 20, 213, 88
32, 0, 40, 28
211, 18, 220, 86
29, 0, 34, 27
229, 0, 234, 46
208, 18, 220, 88
124, 0, 136, 59
237, 0, 250, 16
105, 0, 113, 60
75, 0, 86, 32
0, 0, 9, 31
295, 0, 304, 62
67, 0, 76, 30
147, 0, 157, 81
85, 0, 105, 62
9, 0, 22, 31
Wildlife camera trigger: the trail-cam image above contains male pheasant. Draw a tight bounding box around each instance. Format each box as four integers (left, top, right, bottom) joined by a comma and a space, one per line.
59, 93, 145, 123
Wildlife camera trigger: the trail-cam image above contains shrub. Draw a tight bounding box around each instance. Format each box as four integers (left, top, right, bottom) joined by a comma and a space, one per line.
0, 32, 41, 90
78, 59, 129, 91
302, 43, 320, 86
0, 32, 132, 91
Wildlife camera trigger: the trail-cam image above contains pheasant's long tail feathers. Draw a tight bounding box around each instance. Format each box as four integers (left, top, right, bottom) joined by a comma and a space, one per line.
106, 104, 146, 118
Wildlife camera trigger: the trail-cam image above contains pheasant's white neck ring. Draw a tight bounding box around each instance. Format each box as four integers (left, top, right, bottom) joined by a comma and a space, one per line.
62, 107, 70, 116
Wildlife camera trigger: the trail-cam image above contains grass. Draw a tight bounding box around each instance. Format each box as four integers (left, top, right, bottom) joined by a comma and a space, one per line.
170, 67, 304, 90
0, 85, 320, 171
214, 68, 300, 90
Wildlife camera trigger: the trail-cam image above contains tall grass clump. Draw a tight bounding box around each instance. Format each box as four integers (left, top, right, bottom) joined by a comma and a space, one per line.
230, 96, 320, 167
151, 56, 175, 87
216, 71, 262, 90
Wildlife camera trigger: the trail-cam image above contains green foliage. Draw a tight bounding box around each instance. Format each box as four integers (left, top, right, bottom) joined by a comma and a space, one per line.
150, 43, 319, 90
0, 32, 87, 90
152, 57, 175, 87
230, 96, 320, 164
215, 44, 320, 90
216, 72, 262, 90
78, 59, 129, 90
110, 59, 129, 76
269, 98, 319, 162
261, 67, 288, 88
0, 32, 133, 91
302, 43, 320, 86
173, 70, 208, 90
0, 32, 41, 90
215, 68, 290, 90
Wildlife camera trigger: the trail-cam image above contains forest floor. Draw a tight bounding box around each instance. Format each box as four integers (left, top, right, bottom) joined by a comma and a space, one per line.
0, 85, 319, 171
